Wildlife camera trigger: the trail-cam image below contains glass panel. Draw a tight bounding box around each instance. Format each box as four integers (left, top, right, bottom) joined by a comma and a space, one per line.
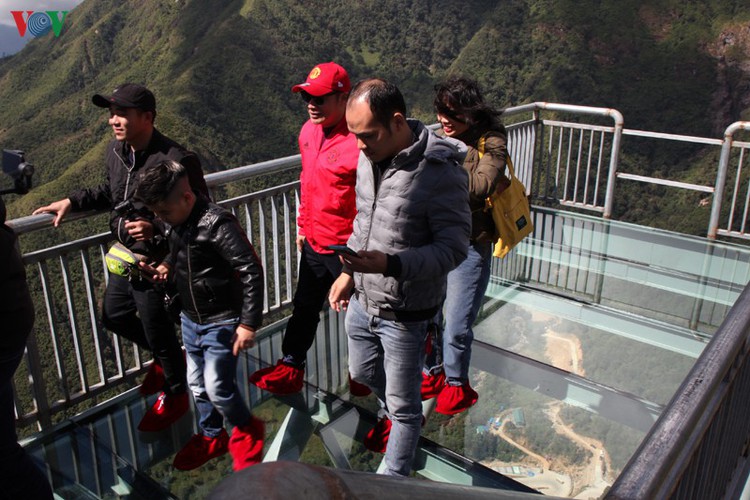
22, 206, 750, 498
422, 363, 647, 497
478, 283, 699, 404
483, 208, 750, 405
26, 425, 177, 499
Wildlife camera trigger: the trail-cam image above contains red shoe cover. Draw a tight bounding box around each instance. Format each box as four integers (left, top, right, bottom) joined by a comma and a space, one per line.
139, 361, 165, 396
363, 416, 392, 453
421, 371, 446, 401
435, 384, 479, 415
173, 430, 229, 471
229, 416, 265, 471
249, 360, 304, 395
348, 374, 372, 397
362, 415, 425, 453
140, 351, 186, 395
138, 391, 189, 432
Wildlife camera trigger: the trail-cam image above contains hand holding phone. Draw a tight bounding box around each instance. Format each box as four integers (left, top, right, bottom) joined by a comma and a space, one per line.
326, 245, 359, 257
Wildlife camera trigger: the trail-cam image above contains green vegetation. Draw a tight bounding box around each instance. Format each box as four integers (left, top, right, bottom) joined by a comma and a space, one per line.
2, 0, 750, 489
560, 405, 644, 473
2, 0, 748, 225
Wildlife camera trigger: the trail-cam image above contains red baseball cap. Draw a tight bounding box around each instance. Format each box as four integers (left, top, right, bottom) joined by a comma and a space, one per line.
291, 62, 351, 96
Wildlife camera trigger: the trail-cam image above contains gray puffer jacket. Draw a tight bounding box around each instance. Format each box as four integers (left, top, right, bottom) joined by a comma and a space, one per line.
348, 119, 471, 318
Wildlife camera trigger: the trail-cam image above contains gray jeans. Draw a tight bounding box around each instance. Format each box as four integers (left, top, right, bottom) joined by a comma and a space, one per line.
346, 298, 428, 476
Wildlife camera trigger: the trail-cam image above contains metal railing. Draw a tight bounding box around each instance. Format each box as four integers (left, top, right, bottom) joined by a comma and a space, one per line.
11, 155, 304, 430
502, 102, 624, 217
501, 104, 750, 242
711, 121, 750, 240
8, 103, 750, 498
10, 102, 750, 431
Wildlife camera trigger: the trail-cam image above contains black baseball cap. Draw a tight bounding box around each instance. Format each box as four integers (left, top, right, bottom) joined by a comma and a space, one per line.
92, 83, 156, 112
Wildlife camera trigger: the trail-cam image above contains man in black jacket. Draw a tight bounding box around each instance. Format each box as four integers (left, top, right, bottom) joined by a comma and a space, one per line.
136, 159, 265, 471
33, 83, 209, 432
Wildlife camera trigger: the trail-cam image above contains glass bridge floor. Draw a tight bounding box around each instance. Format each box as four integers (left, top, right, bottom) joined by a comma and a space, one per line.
22, 207, 750, 499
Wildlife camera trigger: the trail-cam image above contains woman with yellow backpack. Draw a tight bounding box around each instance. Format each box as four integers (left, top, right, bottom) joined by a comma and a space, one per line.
422, 77, 510, 415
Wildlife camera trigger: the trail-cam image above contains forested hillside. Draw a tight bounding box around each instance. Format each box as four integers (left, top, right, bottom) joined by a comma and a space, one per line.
1, 0, 749, 228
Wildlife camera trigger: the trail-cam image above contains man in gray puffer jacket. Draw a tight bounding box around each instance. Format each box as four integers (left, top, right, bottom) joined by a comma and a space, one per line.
329, 78, 470, 476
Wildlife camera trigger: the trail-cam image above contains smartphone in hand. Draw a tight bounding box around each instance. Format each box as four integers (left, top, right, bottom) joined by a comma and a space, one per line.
326, 245, 358, 257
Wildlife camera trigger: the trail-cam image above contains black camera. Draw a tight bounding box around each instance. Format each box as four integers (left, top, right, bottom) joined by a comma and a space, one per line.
114, 199, 137, 219
2, 150, 34, 195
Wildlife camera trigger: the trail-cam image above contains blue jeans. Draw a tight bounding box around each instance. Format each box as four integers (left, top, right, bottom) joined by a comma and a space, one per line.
426, 241, 492, 382
181, 314, 251, 437
346, 298, 427, 477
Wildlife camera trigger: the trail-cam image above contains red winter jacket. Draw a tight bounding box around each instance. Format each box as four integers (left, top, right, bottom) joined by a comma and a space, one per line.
297, 117, 359, 254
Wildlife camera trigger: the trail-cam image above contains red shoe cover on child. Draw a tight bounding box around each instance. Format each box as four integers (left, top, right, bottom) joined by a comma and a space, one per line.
139, 361, 165, 396
229, 416, 265, 471
173, 430, 229, 471
138, 391, 189, 432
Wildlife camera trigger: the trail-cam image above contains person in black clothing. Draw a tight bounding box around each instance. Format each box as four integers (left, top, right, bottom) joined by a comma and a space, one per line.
33, 83, 209, 432
0, 197, 53, 499
136, 160, 265, 471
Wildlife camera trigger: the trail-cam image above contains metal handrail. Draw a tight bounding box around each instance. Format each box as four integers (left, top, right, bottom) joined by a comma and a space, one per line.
710, 121, 750, 240
10, 105, 750, 243
17, 103, 747, 239
502, 102, 624, 218
11, 159, 303, 430
9, 102, 747, 432
9, 104, 750, 499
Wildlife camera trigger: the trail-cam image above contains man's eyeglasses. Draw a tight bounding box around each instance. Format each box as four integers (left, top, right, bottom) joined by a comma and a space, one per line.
300, 91, 336, 106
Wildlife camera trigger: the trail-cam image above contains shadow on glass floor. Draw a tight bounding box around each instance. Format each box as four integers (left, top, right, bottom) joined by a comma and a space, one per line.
27, 381, 380, 497
25, 348, 535, 499
27, 422, 178, 499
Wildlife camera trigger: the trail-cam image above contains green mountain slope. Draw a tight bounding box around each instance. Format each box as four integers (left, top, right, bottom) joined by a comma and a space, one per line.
0, 0, 749, 229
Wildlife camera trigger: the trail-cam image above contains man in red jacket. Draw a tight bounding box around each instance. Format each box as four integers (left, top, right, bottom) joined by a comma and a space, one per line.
250, 62, 361, 394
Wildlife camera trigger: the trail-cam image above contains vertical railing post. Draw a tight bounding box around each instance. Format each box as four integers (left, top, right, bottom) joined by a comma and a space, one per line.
709, 122, 750, 239
24, 325, 52, 430
603, 109, 624, 219
533, 107, 544, 199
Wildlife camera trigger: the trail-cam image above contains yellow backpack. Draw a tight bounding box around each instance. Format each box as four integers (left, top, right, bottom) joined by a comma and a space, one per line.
479, 135, 534, 258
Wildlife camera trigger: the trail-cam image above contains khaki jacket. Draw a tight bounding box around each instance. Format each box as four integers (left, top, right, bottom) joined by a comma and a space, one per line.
455, 126, 509, 242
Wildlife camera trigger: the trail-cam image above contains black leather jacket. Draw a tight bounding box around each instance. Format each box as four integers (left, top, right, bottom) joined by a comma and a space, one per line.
68, 129, 208, 260
166, 197, 264, 328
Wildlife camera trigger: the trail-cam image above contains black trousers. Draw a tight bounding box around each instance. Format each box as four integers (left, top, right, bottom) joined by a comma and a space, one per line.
282, 241, 343, 365
0, 300, 53, 500
103, 274, 186, 394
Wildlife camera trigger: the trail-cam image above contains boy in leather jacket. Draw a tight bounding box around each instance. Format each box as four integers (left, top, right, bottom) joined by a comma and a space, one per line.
136, 160, 264, 471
